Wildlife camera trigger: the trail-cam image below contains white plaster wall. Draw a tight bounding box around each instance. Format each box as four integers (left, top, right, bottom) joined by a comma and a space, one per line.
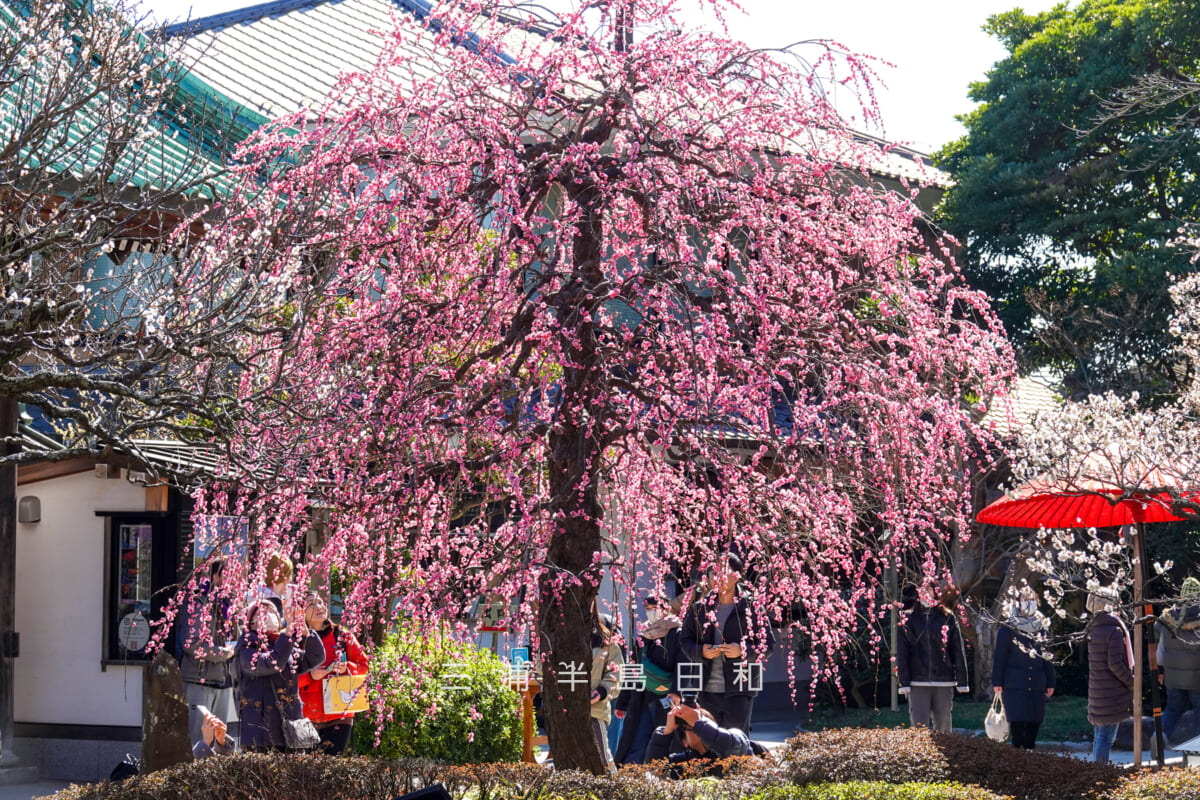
15, 471, 147, 726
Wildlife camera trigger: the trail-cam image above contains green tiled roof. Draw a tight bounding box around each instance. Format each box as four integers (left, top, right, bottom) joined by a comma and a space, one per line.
0, 0, 262, 200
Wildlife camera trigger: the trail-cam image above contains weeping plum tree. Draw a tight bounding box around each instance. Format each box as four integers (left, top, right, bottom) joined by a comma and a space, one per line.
190, 0, 1014, 772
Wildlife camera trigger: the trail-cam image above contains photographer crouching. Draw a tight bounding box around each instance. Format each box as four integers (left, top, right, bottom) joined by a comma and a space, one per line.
645, 696, 754, 777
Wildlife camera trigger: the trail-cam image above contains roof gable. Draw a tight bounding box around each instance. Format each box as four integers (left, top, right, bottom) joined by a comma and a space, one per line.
165, 0, 947, 189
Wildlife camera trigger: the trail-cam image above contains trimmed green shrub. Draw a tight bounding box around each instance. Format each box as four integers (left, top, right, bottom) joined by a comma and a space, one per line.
931, 731, 1124, 800
1107, 768, 1200, 800
42, 754, 767, 800
635, 752, 784, 790
779, 727, 1123, 800
46, 754, 416, 800
353, 625, 522, 763
781, 727, 951, 785
752, 782, 1009, 800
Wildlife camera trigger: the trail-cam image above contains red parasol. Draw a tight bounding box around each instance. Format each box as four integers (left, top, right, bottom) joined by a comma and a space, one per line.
978, 451, 1194, 528
976, 486, 1187, 528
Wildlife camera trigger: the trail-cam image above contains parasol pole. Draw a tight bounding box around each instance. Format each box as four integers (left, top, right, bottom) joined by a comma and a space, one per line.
1133, 516, 1166, 767
1133, 521, 1143, 767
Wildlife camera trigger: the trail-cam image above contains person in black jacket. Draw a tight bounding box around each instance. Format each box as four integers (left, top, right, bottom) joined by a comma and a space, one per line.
644, 700, 753, 778
991, 590, 1055, 750
614, 594, 682, 764
680, 553, 776, 734
896, 583, 969, 732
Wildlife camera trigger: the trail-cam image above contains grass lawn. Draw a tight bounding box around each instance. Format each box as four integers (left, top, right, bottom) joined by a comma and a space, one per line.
809, 695, 1093, 742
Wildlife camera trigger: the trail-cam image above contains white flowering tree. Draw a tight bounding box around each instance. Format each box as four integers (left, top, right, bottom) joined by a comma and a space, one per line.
991, 274, 1200, 635
0, 0, 314, 468
0, 0, 322, 761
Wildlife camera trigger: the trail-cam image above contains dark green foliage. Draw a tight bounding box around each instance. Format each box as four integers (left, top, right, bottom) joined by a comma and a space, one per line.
936, 0, 1200, 397
931, 731, 1124, 800
1108, 767, 1200, 800
352, 625, 523, 763
752, 782, 1009, 800
781, 727, 951, 785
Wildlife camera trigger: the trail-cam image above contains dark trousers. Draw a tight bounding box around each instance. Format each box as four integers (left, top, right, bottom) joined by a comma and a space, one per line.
622, 702, 659, 764
700, 692, 754, 733
318, 722, 354, 755
1163, 687, 1200, 742
1010, 720, 1040, 750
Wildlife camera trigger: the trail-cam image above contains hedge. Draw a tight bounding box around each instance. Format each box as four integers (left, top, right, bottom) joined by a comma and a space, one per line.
752, 782, 1010, 800
931, 731, 1124, 800
43, 754, 774, 800
778, 727, 1126, 800
782, 728, 950, 785
1107, 768, 1200, 800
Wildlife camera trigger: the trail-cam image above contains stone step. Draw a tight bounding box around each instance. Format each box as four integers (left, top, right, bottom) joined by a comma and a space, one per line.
0, 765, 39, 785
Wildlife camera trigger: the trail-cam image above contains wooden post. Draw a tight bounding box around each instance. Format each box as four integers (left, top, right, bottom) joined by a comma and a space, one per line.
509, 678, 542, 764
142, 650, 191, 771
0, 396, 16, 764
1133, 519, 1165, 766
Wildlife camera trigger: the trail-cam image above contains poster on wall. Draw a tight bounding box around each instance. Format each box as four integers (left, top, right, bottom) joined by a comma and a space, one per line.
115, 523, 153, 651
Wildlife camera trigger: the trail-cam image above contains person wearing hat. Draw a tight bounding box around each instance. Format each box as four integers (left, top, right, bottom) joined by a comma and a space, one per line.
1156, 576, 1200, 744
680, 553, 776, 734
613, 593, 682, 764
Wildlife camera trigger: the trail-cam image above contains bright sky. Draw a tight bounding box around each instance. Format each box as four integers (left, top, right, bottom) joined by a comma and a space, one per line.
138, 0, 1066, 153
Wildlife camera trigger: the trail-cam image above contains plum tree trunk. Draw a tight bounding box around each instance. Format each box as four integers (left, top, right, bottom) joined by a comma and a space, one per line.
536, 189, 610, 774
539, 527, 605, 774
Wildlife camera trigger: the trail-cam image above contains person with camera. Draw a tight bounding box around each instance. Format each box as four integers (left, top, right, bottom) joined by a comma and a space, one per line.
298, 590, 370, 755
613, 593, 682, 764
235, 598, 325, 751
192, 707, 238, 759
644, 696, 754, 777
680, 553, 775, 734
